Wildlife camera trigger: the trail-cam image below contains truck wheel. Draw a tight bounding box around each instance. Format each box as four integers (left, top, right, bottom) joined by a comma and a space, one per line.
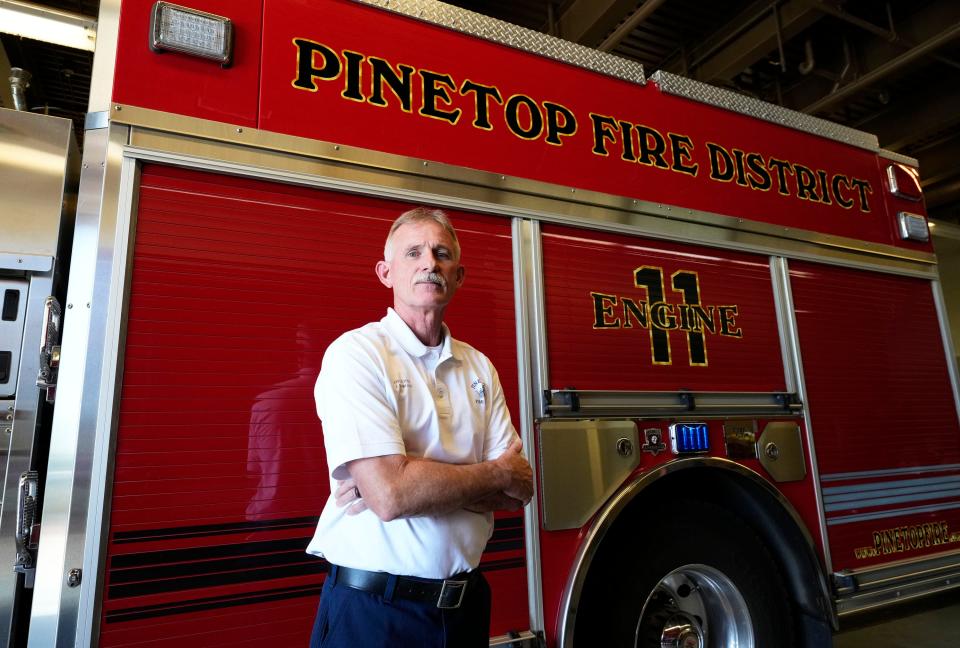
577, 499, 795, 648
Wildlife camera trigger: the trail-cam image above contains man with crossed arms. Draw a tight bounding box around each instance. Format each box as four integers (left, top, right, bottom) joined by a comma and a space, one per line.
308, 207, 533, 647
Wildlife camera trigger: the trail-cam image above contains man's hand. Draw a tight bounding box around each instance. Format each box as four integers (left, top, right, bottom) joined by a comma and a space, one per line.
343, 437, 532, 521
334, 478, 368, 515
493, 438, 533, 505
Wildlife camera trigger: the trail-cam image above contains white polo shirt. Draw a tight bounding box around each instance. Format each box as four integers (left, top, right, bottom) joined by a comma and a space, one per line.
306, 308, 518, 579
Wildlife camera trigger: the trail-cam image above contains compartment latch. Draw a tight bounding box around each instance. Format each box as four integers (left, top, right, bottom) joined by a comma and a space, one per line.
14, 470, 40, 587
36, 296, 62, 403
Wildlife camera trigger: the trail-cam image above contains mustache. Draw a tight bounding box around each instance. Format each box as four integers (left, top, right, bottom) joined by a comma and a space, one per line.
414, 271, 447, 288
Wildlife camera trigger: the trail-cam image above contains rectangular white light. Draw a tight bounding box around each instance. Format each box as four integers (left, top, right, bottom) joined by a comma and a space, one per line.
898, 212, 930, 242
150, 2, 233, 65
0, 0, 96, 52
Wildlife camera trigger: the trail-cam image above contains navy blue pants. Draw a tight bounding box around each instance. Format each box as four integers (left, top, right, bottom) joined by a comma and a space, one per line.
310, 566, 491, 648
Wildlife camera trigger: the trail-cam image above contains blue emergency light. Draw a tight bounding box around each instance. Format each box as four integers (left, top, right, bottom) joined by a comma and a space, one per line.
669, 422, 710, 454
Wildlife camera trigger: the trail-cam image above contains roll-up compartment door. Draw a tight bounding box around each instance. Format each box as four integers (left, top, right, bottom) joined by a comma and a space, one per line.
541, 224, 787, 392
790, 261, 960, 571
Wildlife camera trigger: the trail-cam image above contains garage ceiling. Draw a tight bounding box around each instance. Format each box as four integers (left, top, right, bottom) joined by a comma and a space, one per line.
3, 0, 959, 223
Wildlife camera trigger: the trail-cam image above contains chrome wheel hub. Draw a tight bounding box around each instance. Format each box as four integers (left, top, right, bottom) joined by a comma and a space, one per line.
659, 613, 702, 648
636, 564, 754, 648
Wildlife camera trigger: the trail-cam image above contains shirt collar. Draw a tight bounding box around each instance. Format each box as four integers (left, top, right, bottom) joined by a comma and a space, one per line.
382, 308, 456, 361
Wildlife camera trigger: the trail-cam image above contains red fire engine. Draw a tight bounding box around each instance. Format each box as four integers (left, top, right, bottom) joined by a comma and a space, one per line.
2, 1, 958, 647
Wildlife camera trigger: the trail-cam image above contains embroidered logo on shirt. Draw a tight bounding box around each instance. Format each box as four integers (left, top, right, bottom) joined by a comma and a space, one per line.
393, 378, 412, 395
471, 378, 486, 405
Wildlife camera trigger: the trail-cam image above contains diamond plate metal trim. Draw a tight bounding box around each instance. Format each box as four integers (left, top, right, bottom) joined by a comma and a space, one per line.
651, 71, 879, 151
354, 0, 645, 85
878, 149, 920, 169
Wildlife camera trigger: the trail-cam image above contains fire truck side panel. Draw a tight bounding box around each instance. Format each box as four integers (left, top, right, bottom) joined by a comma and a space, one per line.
534, 224, 831, 645
540, 224, 786, 391
97, 164, 527, 646
112, 0, 262, 128
790, 261, 960, 571
255, 0, 922, 251
20, 0, 953, 645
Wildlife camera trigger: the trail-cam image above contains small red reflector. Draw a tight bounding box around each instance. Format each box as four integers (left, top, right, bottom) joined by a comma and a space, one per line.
885, 164, 922, 202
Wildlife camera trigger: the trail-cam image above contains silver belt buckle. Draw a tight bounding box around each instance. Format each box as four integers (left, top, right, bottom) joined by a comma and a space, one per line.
437, 579, 468, 609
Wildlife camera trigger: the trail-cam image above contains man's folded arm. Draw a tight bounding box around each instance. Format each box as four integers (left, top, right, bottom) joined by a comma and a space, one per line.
346, 438, 532, 521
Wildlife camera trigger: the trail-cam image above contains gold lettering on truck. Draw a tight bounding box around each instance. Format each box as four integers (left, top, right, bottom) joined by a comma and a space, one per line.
853, 520, 960, 559
590, 266, 742, 367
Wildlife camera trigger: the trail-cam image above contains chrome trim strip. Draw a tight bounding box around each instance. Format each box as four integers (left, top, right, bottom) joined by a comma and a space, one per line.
114, 105, 939, 274
543, 389, 800, 418
28, 124, 128, 648
827, 500, 960, 526
770, 258, 798, 394
74, 154, 138, 648
932, 279, 960, 429
87, 0, 120, 113
518, 220, 549, 422
835, 551, 960, 616
825, 476, 960, 496
355, 0, 645, 84
771, 256, 832, 572
557, 457, 829, 647
651, 71, 878, 150
822, 463, 960, 482
826, 489, 960, 512
512, 218, 545, 634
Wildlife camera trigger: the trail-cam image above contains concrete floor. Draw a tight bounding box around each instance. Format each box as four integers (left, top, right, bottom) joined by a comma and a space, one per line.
834, 589, 960, 647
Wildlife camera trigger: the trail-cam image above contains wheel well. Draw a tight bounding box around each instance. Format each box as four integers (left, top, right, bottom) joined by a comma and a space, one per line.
574, 464, 835, 645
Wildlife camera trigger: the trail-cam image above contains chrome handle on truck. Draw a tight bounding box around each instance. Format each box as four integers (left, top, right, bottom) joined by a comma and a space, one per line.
543, 389, 802, 418
36, 296, 61, 403
14, 470, 39, 587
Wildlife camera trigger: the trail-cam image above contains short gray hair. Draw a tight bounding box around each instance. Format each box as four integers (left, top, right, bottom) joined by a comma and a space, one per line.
383, 207, 460, 261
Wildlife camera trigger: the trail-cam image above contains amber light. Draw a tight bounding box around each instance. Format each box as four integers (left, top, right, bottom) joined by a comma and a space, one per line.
886, 163, 923, 202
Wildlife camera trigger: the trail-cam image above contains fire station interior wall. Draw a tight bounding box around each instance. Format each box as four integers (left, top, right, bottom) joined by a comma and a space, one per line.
97, 164, 528, 646
789, 261, 960, 571
934, 223, 960, 363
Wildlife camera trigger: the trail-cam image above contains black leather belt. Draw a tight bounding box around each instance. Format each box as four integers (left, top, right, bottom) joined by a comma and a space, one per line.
330, 564, 470, 609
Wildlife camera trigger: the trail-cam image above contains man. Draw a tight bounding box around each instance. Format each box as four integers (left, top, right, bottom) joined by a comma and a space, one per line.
307, 207, 533, 647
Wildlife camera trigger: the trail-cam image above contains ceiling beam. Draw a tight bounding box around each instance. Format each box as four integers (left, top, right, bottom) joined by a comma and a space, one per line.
803, 0, 960, 72
598, 0, 669, 52
857, 85, 960, 151
555, 0, 639, 46
779, 1, 960, 114
801, 21, 960, 114
666, 0, 821, 82
915, 134, 960, 187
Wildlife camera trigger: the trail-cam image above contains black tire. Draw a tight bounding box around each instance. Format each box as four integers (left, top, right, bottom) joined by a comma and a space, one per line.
575, 498, 795, 648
